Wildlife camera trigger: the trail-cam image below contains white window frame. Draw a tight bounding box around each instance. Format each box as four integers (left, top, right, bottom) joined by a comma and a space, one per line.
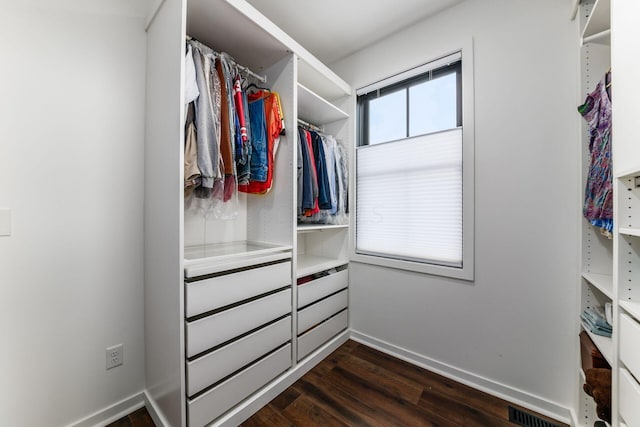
350, 39, 475, 281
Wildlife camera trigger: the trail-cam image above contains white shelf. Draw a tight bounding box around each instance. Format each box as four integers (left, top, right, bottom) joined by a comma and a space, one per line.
582, 29, 611, 45
297, 254, 348, 278
582, 0, 610, 43
619, 227, 640, 237
620, 300, 640, 323
297, 59, 351, 102
183, 241, 293, 278
581, 320, 614, 366
582, 272, 614, 299
187, 0, 351, 101
298, 83, 349, 126
615, 167, 640, 179
297, 224, 348, 233
184, 240, 292, 263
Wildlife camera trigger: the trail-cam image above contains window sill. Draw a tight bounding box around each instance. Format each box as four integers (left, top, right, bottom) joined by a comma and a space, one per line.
349, 251, 474, 281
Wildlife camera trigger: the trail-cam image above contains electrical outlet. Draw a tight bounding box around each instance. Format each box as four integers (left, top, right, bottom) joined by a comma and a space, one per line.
106, 344, 124, 370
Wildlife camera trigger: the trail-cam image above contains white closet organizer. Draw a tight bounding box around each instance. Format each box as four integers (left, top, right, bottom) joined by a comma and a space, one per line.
295, 77, 350, 363
578, 0, 640, 425
577, 0, 613, 426
612, 0, 640, 425
144, 0, 352, 426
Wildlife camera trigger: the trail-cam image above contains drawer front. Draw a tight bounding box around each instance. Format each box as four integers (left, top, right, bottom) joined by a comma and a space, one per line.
188, 344, 292, 427
298, 269, 348, 308
186, 289, 291, 358
186, 261, 291, 318
297, 310, 348, 361
620, 368, 640, 427
620, 313, 640, 380
297, 289, 348, 335
187, 316, 291, 397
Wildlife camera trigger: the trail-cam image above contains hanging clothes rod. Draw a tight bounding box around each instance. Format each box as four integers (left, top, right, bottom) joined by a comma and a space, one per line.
298, 118, 322, 132
186, 35, 267, 84
235, 64, 266, 84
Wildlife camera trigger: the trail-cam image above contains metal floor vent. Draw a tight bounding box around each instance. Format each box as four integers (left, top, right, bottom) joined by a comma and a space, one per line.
508, 406, 563, 427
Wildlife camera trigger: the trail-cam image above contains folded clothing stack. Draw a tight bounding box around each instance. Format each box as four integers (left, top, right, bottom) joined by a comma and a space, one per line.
581, 307, 612, 337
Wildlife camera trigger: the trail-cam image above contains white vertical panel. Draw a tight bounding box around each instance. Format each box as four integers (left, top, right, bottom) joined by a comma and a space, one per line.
246, 54, 296, 247
144, 0, 186, 426
611, 0, 640, 176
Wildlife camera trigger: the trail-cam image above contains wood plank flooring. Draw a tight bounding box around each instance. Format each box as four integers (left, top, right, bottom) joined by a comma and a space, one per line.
106, 407, 155, 427
241, 340, 568, 427
108, 340, 569, 427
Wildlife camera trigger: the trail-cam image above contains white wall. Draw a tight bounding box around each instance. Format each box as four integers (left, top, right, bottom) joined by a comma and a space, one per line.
333, 0, 580, 418
0, 3, 147, 425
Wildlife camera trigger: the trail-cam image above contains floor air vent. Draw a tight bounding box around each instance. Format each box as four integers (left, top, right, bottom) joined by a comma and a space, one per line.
508, 406, 563, 427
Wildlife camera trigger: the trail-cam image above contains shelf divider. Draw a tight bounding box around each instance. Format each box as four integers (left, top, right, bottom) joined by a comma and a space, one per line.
297, 83, 349, 125
582, 272, 614, 299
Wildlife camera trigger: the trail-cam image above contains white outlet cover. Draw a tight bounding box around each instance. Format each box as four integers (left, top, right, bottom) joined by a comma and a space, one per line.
106, 344, 124, 370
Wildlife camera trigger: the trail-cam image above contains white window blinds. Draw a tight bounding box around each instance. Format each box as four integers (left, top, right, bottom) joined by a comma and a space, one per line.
355, 127, 463, 267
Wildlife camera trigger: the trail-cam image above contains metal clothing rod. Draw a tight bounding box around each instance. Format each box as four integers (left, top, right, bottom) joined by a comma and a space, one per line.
186, 35, 267, 84
235, 64, 266, 84
297, 119, 322, 132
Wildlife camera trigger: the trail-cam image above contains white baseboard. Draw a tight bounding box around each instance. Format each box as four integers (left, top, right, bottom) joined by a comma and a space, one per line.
69, 332, 348, 427
350, 330, 573, 425
143, 391, 171, 427
71, 330, 571, 427
569, 408, 579, 427
68, 391, 145, 427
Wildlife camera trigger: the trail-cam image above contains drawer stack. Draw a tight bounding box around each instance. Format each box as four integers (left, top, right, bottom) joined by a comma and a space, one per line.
619, 312, 640, 426
184, 256, 293, 427
296, 265, 348, 361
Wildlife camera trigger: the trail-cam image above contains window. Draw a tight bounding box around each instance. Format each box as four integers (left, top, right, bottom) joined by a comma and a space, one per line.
354, 50, 474, 280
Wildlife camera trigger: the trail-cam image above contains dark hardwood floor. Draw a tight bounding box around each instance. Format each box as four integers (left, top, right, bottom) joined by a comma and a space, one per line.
109, 340, 568, 427
107, 407, 155, 427
241, 340, 567, 427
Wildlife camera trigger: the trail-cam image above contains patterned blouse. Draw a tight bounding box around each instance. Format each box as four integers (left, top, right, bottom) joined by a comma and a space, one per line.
578, 72, 613, 232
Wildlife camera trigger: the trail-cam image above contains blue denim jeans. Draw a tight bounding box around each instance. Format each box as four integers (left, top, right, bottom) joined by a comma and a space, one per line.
248, 98, 268, 183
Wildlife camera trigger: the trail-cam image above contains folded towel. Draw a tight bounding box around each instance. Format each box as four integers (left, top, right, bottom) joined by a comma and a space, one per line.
581, 315, 612, 337
582, 308, 611, 330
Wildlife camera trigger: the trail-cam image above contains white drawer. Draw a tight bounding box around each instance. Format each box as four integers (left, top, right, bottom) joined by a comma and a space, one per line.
186, 261, 291, 318
297, 289, 348, 335
186, 289, 291, 358
298, 269, 348, 308
620, 313, 640, 380
297, 310, 348, 361
188, 344, 291, 427
620, 368, 640, 427
187, 316, 291, 397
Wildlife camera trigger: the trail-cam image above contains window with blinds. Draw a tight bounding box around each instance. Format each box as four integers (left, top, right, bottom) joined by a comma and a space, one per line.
355, 51, 473, 279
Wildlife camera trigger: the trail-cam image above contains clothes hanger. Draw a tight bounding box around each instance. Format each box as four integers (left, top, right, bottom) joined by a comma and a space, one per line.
245, 82, 270, 93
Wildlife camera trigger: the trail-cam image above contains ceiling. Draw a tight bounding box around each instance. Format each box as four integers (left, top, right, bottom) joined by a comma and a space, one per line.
245, 0, 465, 65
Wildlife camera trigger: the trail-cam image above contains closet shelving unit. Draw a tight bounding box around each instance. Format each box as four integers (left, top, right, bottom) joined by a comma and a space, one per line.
578, 0, 640, 425
611, 8, 640, 424
144, 0, 352, 426
295, 84, 350, 277
580, 0, 610, 45
616, 173, 640, 427
295, 58, 351, 362
577, 0, 614, 426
